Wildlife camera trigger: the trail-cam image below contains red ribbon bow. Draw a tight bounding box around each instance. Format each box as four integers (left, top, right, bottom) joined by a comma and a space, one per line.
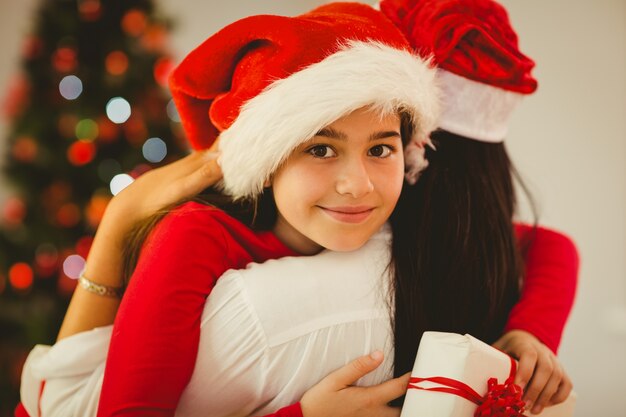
407, 356, 526, 417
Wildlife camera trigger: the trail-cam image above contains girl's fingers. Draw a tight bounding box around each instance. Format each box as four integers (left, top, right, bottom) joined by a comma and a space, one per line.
322, 351, 385, 390
365, 372, 410, 404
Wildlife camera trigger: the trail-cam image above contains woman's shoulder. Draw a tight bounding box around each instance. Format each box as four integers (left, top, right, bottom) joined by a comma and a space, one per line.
514, 222, 579, 262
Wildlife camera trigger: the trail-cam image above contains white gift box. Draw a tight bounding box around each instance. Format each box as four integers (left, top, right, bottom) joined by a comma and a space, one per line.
400, 332, 576, 417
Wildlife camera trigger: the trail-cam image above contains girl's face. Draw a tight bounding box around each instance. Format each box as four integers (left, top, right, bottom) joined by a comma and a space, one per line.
271, 106, 405, 255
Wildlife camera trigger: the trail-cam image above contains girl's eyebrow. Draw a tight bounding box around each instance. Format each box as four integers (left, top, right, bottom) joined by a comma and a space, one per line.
314, 127, 401, 141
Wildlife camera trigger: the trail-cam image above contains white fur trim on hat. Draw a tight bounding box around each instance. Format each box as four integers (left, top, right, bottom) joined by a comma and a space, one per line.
218, 41, 440, 199
437, 70, 524, 143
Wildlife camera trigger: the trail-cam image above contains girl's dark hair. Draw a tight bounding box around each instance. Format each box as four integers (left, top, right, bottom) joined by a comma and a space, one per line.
389, 130, 527, 384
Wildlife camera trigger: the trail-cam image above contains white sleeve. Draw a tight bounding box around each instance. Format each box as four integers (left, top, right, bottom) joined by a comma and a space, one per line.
20, 325, 112, 417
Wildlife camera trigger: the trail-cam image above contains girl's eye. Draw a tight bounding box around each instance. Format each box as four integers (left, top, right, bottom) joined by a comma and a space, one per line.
368, 145, 393, 158
308, 145, 336, 158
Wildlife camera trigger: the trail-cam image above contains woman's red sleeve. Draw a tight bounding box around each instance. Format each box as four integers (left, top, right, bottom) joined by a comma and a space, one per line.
504, 224, 579, 353
97, 205, 241, 417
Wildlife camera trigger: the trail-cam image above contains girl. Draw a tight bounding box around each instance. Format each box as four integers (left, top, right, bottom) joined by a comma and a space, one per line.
21, 3, 441, 417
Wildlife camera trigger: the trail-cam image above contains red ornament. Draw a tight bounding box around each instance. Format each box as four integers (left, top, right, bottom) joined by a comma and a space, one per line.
106, 51, 129, 76
67, 140, 96, 166
52, 47, 78, 73
9, 263, 34, 291
122, 9, 147, 37
56, 203, 81, 228
11, 136, 38, 163
153, 57, 174, 87
79, 0, 102, 21
2, 196, 26, 225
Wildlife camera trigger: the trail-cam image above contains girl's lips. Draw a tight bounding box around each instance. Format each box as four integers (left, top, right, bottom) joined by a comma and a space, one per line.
319, 206, 375, 224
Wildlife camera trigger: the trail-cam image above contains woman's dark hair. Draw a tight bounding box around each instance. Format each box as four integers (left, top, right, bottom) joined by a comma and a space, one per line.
389, 129, 530, 385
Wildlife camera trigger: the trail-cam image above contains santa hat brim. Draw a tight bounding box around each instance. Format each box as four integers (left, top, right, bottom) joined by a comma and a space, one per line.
219, 41, 440, 199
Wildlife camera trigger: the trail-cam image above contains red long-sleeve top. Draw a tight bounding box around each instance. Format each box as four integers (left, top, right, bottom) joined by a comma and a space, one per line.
89, 204, 576, 417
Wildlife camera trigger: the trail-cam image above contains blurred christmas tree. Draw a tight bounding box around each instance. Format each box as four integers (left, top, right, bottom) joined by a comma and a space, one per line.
0, 0, 187, 413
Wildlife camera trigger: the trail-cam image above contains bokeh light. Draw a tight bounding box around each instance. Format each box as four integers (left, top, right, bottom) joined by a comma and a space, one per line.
2, 196, 26, 225
62, 254, 85, 279
52, 47, 78, 73
142, 137, 167, 163
9, 263, 33, 291
106, 50, 129, 76
75, 236, 94, 259
35, 243, 59, 277
153, 57, 173, 86
122, 9, 147, 37
86, 194, 111, 227
75, 118, 99, 140
79, 0, 102, 21
110, 173, 134, 195
56, 203, 81, 228
67, 140, 96, 165
59, 75, 83, 100
166, 99, 180, 122
12, 136, 38, 163
106, 97, 131, 124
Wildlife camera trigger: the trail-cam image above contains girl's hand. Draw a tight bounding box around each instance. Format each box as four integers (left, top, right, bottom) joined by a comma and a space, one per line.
493, 330, 573, 415
300, 351, 409, 417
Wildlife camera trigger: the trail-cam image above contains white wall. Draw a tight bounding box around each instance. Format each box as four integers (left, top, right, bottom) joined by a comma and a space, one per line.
499, 1, 626, 415
1, 1, 624, 415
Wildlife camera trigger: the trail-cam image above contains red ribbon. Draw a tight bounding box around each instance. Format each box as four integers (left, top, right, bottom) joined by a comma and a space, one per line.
407, 356, 526, 417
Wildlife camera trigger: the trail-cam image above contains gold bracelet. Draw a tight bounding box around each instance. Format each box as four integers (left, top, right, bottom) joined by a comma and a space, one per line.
78, 271, 122, 298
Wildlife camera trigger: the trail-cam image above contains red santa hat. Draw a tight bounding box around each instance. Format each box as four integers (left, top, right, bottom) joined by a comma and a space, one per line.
169, 2, 440, 199
379, 0, 538, 142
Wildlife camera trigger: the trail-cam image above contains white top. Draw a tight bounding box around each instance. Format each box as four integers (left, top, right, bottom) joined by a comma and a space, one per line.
21, 227, 395, 417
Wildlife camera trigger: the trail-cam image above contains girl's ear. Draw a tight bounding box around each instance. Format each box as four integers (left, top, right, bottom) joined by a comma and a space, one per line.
263, 177, 272, 188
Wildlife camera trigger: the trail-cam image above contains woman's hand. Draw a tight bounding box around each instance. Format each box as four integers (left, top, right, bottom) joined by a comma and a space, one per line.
105, 144, 222, 232
493, 330, 573, 415
300, 351, 409, 417
57, 144, 222, 340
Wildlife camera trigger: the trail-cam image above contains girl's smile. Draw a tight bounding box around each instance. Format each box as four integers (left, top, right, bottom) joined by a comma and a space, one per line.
271, 106, 405, 255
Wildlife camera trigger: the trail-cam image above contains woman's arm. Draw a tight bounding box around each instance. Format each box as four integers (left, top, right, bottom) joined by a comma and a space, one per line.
56, 149, 221, 340
506, 224, 579, 353
496, 224, 579, 414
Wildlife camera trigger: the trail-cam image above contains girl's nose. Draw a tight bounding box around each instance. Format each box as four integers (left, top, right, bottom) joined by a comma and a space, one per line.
335, 157, 374, 198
